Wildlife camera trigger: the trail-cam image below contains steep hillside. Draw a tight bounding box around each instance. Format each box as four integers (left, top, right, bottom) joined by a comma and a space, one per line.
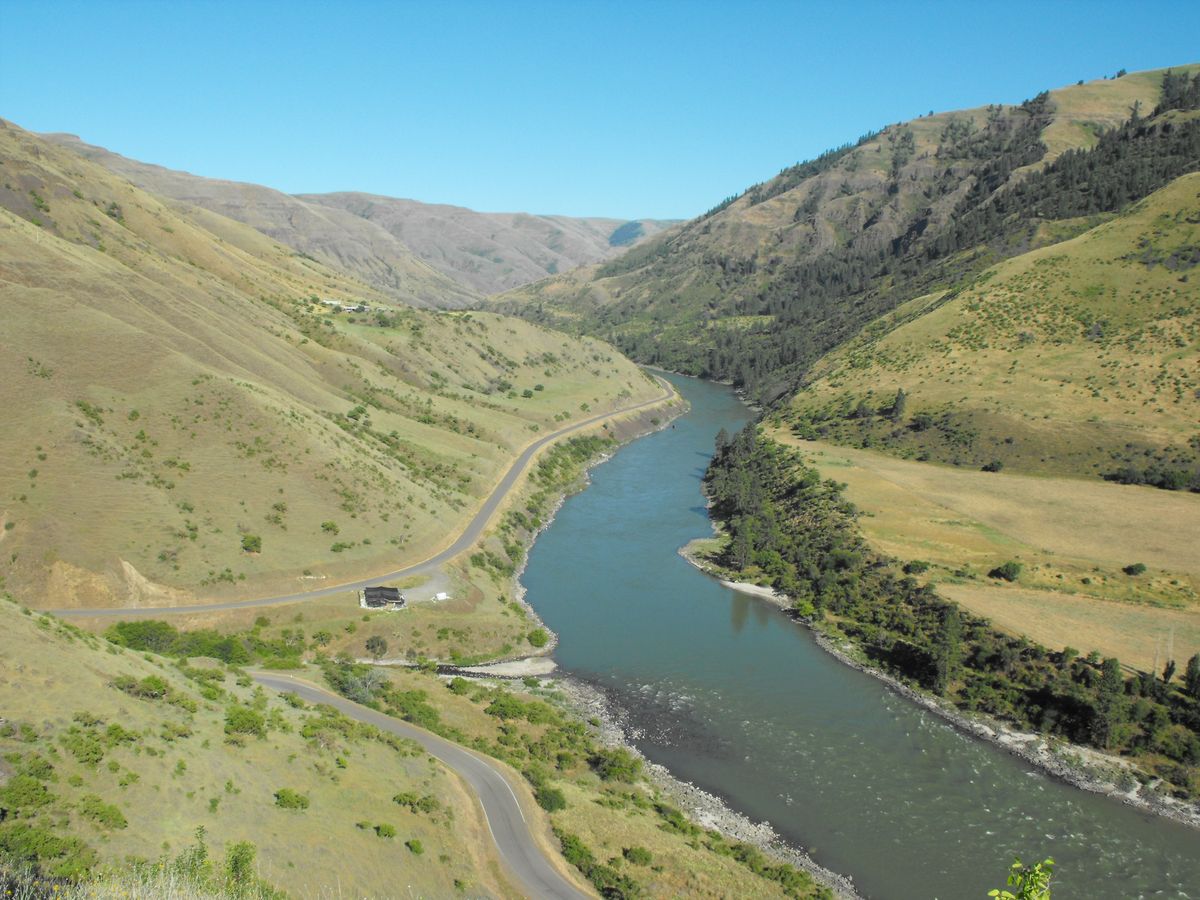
41, 132, 675, 298
784, 172, 1200, 483
37, 131, 478, 308
299, 192, 676, 294
495, 65, 1200, 402
0, 119, 662, 610
0, 598, 516, 897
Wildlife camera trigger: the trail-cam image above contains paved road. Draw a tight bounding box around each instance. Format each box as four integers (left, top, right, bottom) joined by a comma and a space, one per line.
52, 378, 674, 619
252, 673, 592, 900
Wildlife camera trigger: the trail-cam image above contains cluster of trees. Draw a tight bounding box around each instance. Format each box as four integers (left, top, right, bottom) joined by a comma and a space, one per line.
104, 619, 316, 667
706, 427, 1200, 795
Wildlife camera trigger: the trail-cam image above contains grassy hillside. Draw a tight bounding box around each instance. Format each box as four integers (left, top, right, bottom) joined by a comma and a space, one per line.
299, 192, 677, 295
40, 131, 676, 299
702, 428, 1200, 802
784, 172, 1200, 483
769, 432, 1200, 673
37, 131, 479, 309
0, 119, 663, 610
494, 64, 1200, 402
0, 598, 519, 897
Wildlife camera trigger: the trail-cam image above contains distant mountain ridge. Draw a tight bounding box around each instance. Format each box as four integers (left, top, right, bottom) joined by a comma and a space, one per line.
298, 191, 676, 294
41, 132, 675, 299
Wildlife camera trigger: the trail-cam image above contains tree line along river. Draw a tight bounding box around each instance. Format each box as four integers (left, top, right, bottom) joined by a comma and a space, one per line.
520, 372, 1199, 900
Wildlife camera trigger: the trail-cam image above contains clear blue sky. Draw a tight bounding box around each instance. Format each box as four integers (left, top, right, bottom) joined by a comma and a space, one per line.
3, 1, 1198, 219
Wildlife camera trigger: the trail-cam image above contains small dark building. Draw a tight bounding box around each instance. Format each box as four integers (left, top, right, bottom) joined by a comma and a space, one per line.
362, 586, 404, 609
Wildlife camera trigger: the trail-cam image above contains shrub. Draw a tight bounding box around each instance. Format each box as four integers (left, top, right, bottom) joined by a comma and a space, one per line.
0, 775, 52, 812
78, 794, 128, 829
375, 823, 396, 838
981, 459, 1004, 472
393, 792, 440, 815
321, 521, 339, 534
623, 846, 652, 866
224, 840, 257, 887
365, 635, 389, 659
273, 788, 309, 810
988, 561, 1023, 582
224, 706, 265, 738
405, 838, 424, 855
589, 747, 642, 782
1123, 562, 1147, 576
535, 785, 567, 812
903, 560, 930, 575
527, 628, 549, 648
241, 534, 261, 553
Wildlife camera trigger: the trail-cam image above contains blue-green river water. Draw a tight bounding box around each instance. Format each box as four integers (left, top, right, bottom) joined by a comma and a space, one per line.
521, 372, 1198, 899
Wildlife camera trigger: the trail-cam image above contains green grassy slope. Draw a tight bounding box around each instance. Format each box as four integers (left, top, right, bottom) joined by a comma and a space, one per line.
0, 598, 516, 897
783, 172, 1200, 482
493, 64, 1200, 402
0, 120, 662, 610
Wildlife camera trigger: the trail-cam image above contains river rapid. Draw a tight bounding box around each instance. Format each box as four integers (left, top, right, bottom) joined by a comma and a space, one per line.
520, 372, 1198, 899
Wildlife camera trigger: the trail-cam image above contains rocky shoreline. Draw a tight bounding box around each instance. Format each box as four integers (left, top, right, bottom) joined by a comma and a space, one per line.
495, 389, 860, 898
550, 674, 863, 899
678, 543, 1200, 831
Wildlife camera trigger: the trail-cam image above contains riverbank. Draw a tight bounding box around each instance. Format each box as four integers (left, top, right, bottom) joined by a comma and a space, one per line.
678, 539, 1200, 831
550, 674, 862, 900
484, 389, 860, 898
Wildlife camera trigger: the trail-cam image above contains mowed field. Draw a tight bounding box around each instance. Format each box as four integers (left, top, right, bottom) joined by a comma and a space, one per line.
769, 428, 1200, 671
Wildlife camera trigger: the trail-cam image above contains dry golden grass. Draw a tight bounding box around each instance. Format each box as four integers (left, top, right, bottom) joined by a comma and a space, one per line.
0, 600, 519, 898
0, 119, 663, 612
1040, 65, 1200, 161
939, 582, 1200, 673
772, 430, 1200, 666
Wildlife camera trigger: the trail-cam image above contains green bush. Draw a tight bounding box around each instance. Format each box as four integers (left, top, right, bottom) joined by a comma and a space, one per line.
375, 823, 396, 838
1123, 562, 1147, 576
273, 788, 309, 810
527, 628, 549, 648
393, 792, 440, 815
623, 846, 652, 866
0, 822, 97, 879
589, 747, 642, 782
241, 534, 262, 553
224, 706, 265, 738
535, 785, 567, 812
988, 561, 1023, 582
78, 794, 128, 829
405, 838, 424, 855
0, 775, 52, 812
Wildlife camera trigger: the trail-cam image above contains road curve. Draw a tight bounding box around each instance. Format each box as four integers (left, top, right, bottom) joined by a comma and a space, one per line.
252, 672, 593, 900
53, 377, 675, 618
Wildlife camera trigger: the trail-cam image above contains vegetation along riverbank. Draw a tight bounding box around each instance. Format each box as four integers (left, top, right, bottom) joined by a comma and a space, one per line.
690, 424, 1200, 829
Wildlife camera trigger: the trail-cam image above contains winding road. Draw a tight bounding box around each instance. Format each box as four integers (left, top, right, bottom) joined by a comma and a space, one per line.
52, 378, 675, 619
252, 672, 592, 900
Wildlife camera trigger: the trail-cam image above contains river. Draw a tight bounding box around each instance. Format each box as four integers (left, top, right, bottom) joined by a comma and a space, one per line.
520, 372, 1199, 899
